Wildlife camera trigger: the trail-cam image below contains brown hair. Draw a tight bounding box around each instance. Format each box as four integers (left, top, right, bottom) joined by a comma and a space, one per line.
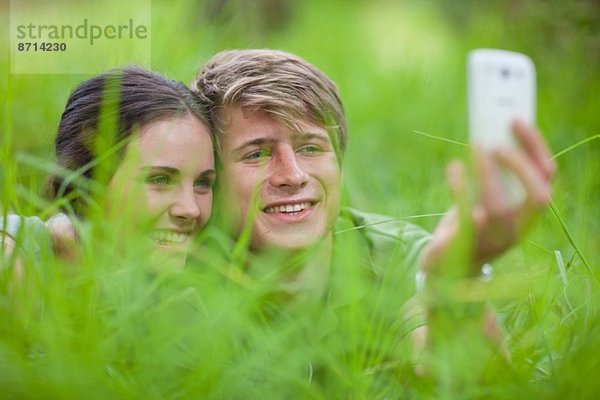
47, 66, 212, 216
191, 49, 347, 156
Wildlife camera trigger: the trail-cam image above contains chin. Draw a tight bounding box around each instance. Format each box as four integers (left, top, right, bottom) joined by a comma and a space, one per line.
250, 229, 327, 252
150, 244, 189, 270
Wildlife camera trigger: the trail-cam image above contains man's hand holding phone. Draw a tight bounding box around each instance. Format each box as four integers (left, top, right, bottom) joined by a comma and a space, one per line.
413, 50, 556, 378
423, 49, 556, 276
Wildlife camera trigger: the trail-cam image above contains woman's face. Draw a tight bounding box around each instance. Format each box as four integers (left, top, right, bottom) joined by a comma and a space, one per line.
108, 114, 215, 265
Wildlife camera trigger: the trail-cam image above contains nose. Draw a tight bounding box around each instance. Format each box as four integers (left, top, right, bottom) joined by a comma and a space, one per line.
269, 147, 309, 189
169, 186, 202, 223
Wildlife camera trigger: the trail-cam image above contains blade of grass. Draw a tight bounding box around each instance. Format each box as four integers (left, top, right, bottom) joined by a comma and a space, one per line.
551, 134, 599, 160
334, 212, 447, 235
548, 201, 597, 286
412, 130, 470, 148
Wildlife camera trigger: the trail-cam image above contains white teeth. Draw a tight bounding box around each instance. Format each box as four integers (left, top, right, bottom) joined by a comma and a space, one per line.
148, 231, 189, 245
264, 201, 312, 214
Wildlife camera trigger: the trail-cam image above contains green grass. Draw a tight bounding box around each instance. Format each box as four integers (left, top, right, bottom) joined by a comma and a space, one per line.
1, 0, 599, 398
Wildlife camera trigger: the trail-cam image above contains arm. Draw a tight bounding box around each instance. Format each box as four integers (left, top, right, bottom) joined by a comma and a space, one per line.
1, 216, 39, 294
1, 214, 79, 285
1, 233, 25, 282
418, 121, 555, 370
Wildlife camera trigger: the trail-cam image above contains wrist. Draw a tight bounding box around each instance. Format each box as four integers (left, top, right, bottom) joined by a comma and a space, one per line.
417, 265, 493, 320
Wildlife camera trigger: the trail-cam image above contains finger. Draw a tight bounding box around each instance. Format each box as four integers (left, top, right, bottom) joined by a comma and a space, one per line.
494, 147, 552, 210
446, 160, 468, 208
442, 162, 474, 275
473, 145, 507, 216
512, 120, 557, 181
46, 214, 79, 262
446, 160, 475, 237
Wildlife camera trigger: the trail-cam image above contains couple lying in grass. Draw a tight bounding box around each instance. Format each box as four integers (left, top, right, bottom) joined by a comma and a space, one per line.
1, 49, 555, 376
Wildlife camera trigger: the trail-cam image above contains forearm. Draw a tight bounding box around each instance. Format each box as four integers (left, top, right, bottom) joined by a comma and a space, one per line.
1, 233, 26, 288
414, 270, 510, 383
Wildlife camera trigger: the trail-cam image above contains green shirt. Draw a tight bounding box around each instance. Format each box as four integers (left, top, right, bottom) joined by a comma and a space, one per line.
328, 207, 431, 306
336, 207, 431, 276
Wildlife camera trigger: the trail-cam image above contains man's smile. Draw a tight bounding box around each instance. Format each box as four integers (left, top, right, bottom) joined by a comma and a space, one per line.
263, 200, 315, 214
261, 200, 318, 223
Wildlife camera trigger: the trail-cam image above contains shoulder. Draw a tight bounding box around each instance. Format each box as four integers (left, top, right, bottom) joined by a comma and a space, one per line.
1, 214, 47, 238
1, 214, 53, 258
338, 207, 431, 251
336, 207, 431, 276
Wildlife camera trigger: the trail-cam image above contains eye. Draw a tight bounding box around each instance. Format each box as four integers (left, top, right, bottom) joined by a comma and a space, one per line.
298, 144, 322, 154
194, 177, 214, 191
243, 148, 271, 161
146, 174, 171, 186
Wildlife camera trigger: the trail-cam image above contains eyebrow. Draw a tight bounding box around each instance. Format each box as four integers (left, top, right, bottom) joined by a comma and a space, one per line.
232, 137, 277, 154
232, 131, 332, 153
140, 166, 179, 174
140, 166, 217, 177
291, 131, 331, 142
199, 169, 217, 179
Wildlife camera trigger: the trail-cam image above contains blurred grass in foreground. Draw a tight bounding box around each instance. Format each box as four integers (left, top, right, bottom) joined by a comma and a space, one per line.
1, 0, 599, 398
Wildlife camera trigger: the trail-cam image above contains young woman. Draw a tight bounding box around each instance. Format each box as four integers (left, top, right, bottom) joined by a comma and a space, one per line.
1, 66, 216, 269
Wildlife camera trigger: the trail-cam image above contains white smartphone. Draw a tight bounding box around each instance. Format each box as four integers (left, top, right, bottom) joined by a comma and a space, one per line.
468, 49, 536, 149
468, 49, 536, 204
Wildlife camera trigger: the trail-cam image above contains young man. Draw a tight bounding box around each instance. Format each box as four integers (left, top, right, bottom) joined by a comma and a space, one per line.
192, 48, 554, 281
191, 51, 556, 379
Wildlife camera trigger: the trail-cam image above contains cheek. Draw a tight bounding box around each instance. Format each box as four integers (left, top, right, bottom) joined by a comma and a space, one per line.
312, 156, 342, 192
141, 189, 165, 217
221, 166, 262, 208
105, 184, 161, 232
326, 167, 342, 187
107, 177, 147, 215
199, 194, 213, 222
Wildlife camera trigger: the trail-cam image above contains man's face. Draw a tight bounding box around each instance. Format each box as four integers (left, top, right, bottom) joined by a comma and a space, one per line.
217, 106, 342, 251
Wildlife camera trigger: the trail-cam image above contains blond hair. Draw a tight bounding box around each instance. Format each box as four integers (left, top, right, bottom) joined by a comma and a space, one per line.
192, 49, 348, 155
